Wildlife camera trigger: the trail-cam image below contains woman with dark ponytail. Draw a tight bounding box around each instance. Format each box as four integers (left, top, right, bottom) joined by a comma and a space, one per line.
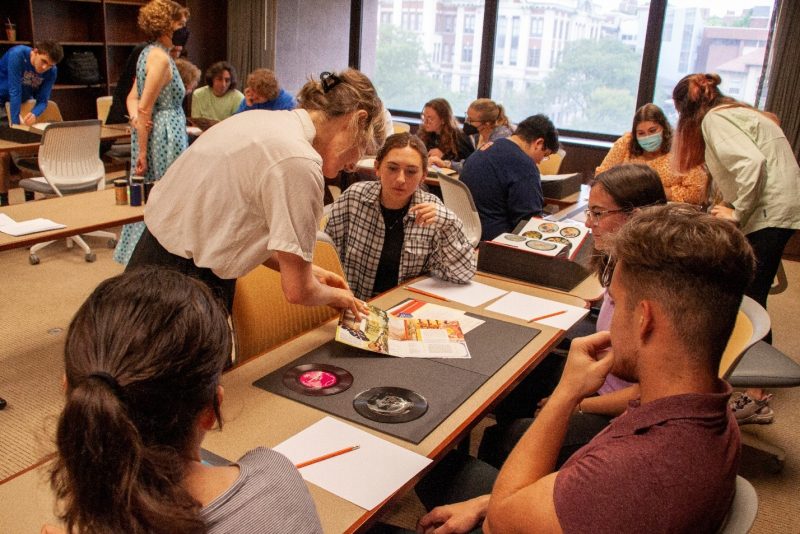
45, 268, 322, 534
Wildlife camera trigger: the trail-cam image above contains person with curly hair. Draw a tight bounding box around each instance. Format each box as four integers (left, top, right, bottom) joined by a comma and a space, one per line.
112, 0, 189, 265
191, 60, 244, 121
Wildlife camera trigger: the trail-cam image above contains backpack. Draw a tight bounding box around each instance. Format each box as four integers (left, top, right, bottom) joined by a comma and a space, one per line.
65, 51, 101, 85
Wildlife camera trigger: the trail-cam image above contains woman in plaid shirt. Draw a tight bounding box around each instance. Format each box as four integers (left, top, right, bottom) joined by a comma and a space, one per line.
325, 133, 476, 300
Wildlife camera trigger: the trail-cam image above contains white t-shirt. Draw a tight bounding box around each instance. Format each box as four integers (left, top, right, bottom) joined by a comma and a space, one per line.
144, 109, 324, 279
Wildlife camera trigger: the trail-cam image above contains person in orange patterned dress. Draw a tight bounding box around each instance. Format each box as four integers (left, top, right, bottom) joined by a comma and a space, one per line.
596, 103, 709, 206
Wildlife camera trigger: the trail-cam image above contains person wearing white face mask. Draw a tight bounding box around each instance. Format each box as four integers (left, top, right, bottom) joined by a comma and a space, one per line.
596, 103, 709, 206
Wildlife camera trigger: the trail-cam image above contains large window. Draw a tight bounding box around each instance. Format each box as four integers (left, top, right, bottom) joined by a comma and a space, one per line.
359, 0, 485, 116
354, 0, 776, 138
655, 1, 776, 124
491, 0, 644, 135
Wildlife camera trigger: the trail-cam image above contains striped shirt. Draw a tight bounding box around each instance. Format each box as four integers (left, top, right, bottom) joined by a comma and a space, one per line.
202, 447, 322, 534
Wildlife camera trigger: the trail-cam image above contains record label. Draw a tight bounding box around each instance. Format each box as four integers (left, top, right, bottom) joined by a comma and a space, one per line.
283, 363, 353, 396
353, 386, 428, 423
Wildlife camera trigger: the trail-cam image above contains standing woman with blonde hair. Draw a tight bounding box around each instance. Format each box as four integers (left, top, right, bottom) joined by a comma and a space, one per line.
127, 69, 385, 317
113, 0, 189, 265
429, 98, 513, 172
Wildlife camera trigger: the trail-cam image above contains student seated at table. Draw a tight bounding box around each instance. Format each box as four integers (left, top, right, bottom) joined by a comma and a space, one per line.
235, 68, 295, 113
325, 132, 476, 301
417, 98, 473, 165
191, 60, 244, 122
43, 268, 323, 534
479, 163, 668, 469
429, 98, 513, 173
596, 103, 709, 206
413, 203, 754, 534
459, 114, 559, 241
0, 39, 63, 206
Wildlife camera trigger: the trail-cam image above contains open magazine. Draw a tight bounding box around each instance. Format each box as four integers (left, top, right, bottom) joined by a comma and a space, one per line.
335, 304, 470, 359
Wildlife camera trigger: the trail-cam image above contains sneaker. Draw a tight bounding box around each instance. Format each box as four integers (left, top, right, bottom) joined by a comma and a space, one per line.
730, 393, 774, 425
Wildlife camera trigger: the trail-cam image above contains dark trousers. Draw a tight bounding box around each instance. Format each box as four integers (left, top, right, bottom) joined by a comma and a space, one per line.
745, 227, 793, 344
127, 228, 237, 313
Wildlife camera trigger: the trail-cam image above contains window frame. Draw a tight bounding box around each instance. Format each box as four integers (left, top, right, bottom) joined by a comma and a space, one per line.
351, 0, 767, 143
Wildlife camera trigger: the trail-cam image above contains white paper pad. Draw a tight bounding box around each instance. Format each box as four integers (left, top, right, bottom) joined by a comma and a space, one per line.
407, 278, 508, 307
273, 417, 431, 510
0, 213, 66, 236
486, 292, 589, 329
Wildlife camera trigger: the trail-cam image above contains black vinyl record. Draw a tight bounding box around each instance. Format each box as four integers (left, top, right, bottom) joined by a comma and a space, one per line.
283, 363, 353, 396
353, 386, 428, 423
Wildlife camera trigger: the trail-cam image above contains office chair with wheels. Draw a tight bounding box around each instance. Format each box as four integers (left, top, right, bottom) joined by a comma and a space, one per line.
437, 173, 482, 247
231, 233, 346, 364
718, 296, 800, 472
4, 100, 63, 182
18, 120, 117, 264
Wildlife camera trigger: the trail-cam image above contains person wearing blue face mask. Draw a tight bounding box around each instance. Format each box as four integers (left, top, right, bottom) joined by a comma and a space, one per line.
597, 103, 709, 206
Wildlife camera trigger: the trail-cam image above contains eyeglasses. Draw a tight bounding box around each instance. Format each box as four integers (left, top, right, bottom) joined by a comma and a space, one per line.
584, 208, 627, 221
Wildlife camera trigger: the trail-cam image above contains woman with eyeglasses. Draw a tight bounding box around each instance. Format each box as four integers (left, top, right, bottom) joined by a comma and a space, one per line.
478, 163, 667, 470
417, 98, 474, 165
596, 103, 709, 206
429, 98, 513, 173
127, 69, 385, 318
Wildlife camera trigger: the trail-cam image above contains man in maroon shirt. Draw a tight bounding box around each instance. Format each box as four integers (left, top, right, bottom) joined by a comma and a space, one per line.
417, 204, 755, 534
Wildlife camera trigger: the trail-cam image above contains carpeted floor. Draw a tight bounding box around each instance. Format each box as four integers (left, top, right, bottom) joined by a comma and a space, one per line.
1, 212, 799, 532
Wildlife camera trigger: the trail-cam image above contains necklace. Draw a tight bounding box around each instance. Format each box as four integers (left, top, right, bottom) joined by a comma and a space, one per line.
381, 204, 409, 232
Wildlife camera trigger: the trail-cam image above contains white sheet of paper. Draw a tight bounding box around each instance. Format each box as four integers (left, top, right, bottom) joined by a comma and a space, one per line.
273, 417, 431, 510
486, 292, 589, 329
408, 278, 508, 307
0, 214, 66, 236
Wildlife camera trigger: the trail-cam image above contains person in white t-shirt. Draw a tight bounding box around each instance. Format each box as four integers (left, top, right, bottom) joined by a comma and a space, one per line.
127, 69, 386, 316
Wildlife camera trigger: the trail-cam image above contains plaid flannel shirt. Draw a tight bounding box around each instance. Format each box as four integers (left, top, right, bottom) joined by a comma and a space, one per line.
325, 181, 476, 300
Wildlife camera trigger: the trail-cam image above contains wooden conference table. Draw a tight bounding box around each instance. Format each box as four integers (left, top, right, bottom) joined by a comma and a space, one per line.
0, 188, 144, 252
0, 124, 131, 154
0, 273, 587, 533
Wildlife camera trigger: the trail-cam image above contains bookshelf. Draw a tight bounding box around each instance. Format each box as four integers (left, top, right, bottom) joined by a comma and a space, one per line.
0, 0, 223, 121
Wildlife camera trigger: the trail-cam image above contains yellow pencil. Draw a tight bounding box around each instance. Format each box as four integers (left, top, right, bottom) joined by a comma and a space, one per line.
528, 310, 567, 323
295, 445, 360, 469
